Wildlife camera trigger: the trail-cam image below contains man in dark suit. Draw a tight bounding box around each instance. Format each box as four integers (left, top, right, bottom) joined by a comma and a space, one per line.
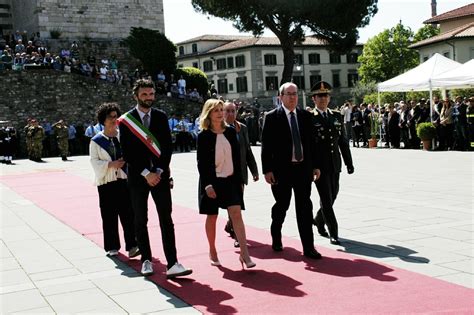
261, 82, 322, 259
310, 81, 354, 245
119, 79, 192, 278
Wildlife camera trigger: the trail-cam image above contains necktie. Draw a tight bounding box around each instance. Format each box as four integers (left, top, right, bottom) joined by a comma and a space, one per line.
290, 112, 303, 161
323, 112, 328, 119
143, 113, 150, 129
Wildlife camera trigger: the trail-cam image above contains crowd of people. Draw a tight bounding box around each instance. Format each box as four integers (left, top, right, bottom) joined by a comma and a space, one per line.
332, 96, 473, 151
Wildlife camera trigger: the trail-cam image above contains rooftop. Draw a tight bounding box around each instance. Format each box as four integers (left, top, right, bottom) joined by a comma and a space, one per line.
424, 3, 474, 24
410, 22, 474, 48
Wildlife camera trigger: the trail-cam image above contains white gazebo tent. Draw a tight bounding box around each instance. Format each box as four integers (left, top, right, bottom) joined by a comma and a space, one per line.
377, 53, 461, 123
431, 59, 474, 89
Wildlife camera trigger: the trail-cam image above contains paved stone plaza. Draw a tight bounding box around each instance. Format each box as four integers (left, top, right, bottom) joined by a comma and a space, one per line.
1, 146, 472, 313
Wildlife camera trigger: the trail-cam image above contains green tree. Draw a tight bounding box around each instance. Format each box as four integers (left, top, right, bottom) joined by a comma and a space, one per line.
175, 67, 209, 97
358, 23, 419, 84
413, 24, 440, 43
192, 0, 378, 85
123, 27, 177, 78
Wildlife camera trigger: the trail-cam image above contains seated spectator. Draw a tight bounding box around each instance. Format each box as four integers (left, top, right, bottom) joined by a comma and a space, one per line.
71, 41, 80, 61
109, 55, 118, 74
1, 49, 13, 70
63, 59, 72, 73
106, 69, 115, 83
12, 53, 24, 70
115, 70, 124, 85
43, 53, 53, 66
60, 48, 71, 59
25, 41, 35, 55
37, 43, 47, 58
14, 39, 25, 54
189, 88, 201, 102
99, 64, 108, 80
81, 60, 92, 76
52, 56, 63, 71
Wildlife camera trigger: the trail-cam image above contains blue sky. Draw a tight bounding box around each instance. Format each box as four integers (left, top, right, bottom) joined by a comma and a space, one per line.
163, 0, 472, 44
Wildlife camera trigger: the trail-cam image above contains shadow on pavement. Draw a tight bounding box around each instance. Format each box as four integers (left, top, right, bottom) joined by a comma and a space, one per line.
339, 239, 430, 263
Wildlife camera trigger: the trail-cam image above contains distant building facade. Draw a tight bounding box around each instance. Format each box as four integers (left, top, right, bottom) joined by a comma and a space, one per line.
176, 35, 362, 106
2, 0, 164, 40
410, 3, 474, 63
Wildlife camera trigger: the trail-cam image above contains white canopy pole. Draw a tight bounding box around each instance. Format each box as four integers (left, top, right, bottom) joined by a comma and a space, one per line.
377, 91, 382, 147
429, 81, 433, 123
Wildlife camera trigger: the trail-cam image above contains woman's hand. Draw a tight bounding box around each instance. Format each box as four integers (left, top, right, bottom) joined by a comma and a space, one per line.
108, 158, 125, 169
206, 186, 217, 199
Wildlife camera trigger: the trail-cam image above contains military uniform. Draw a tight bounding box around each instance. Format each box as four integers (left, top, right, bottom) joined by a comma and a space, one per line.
53, 121, 69, 160
27, 123, 45, 162
310, 81, 354, 245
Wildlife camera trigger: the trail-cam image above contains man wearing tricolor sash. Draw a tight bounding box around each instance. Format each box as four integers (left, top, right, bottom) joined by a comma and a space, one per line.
119, 79, 192, 278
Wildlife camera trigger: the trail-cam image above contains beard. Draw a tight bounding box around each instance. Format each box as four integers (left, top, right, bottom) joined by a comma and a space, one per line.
138, 98, 153, 108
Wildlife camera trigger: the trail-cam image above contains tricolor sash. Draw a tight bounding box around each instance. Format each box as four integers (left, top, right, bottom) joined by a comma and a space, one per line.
117, 112, 161, 158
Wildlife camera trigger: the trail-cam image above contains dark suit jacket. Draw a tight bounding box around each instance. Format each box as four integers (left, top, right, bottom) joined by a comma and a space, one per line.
119, 107, 172, 181
312, 110, 353, 174
197, 127, 242, 211
234, 121, 258, 185
261, 106, 317, 182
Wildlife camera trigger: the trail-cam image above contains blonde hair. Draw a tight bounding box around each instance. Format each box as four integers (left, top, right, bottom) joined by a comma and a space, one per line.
199, 99, 226, 130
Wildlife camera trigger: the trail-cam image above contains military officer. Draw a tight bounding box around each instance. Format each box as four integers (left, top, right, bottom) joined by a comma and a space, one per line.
310, 81, 354, 245
27, 119, 45, 162
52, 120, 69, 161
467, 97, 474, 151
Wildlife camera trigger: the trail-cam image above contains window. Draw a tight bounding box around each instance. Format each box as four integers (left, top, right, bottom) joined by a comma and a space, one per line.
203, 60, 213, 72
227, 57, 234, 69
346, 53, 358, 64
310, 75, 322, 87
264, 54, 277, 65
329, 53, 341, 64
332, 73, 341, 88
443, 51, 450, 58
192, 62, 198, 68
192, 43, 197, 53
292, 76, 305, 90
235, 55, 245, 67
179, 46, 184, 56
216, 58, 226, 70
236, 76, 248, 92
218, 79, 228, 94
347, 73, 359, 87
294, 54, 303, 65
229, 83, 234, 91
308, 53, 321, 64
265, 76, 278, 91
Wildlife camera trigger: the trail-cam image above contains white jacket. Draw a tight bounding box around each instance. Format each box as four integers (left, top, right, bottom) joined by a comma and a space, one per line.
89, 132, 127, 186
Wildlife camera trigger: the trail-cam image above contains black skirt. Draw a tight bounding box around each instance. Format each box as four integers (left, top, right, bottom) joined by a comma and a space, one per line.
199, 176, 245, 215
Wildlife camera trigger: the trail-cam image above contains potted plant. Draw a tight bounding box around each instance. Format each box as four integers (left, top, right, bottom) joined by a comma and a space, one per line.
416, 122, 436, 151
368, 111, 380, 148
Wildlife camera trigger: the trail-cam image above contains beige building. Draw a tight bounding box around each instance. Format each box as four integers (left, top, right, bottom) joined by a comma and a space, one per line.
176, 35, 362, 106
410, 3, 474, 63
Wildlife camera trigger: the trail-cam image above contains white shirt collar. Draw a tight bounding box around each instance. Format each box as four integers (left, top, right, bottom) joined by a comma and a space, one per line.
316, 108, 328, 115
282, 104, 297, 117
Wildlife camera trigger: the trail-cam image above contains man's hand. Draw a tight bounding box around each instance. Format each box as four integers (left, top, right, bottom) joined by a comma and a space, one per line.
313, 168, 321, 181
253, 174, 259, 182
145, 172, 161, 187
264, 172, 277, 185
347, 165, 354, 174
205, 186, 217, 199
108, 158, 125, 169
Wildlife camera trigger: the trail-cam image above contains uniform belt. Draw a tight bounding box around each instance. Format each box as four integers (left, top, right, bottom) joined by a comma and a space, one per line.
291, 161, 303, 165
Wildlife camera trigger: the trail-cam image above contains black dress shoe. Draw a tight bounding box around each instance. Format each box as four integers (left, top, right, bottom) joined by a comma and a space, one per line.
272, 244, 283, 252
304, 249, 322, 259
330, 237, 341, 245
318, 229, 329, 238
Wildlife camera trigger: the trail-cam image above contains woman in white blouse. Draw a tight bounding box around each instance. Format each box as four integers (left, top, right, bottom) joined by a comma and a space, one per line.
197, 99, 255, 269
90, 102, 139, 258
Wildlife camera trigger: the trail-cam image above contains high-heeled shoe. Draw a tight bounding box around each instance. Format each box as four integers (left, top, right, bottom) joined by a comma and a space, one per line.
239, 256, 256, 269
209, 254, 221, 266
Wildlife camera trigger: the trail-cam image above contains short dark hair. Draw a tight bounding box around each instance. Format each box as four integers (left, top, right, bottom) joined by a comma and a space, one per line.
96, 102, 121, 125
132, 79, 155, 96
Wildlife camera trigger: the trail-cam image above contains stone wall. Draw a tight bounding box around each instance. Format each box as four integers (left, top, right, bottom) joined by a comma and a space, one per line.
33, 0, 164, 40
0, 69, 204, 156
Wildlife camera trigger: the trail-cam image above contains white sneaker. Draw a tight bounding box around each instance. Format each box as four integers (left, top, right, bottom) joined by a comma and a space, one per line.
107, 250, 119, 256
141, 260, 153, 276
166, 262, 193, 279
128, 246, 140, 258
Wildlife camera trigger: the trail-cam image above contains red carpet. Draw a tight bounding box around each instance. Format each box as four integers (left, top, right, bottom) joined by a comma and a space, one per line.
2, 171, 474, 314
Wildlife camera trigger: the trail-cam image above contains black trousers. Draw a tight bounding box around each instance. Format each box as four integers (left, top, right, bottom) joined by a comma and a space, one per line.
270, 163, 314, 252
128, 174, 177, 268
97, 179, 137, 252
314, 171, 340, 238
